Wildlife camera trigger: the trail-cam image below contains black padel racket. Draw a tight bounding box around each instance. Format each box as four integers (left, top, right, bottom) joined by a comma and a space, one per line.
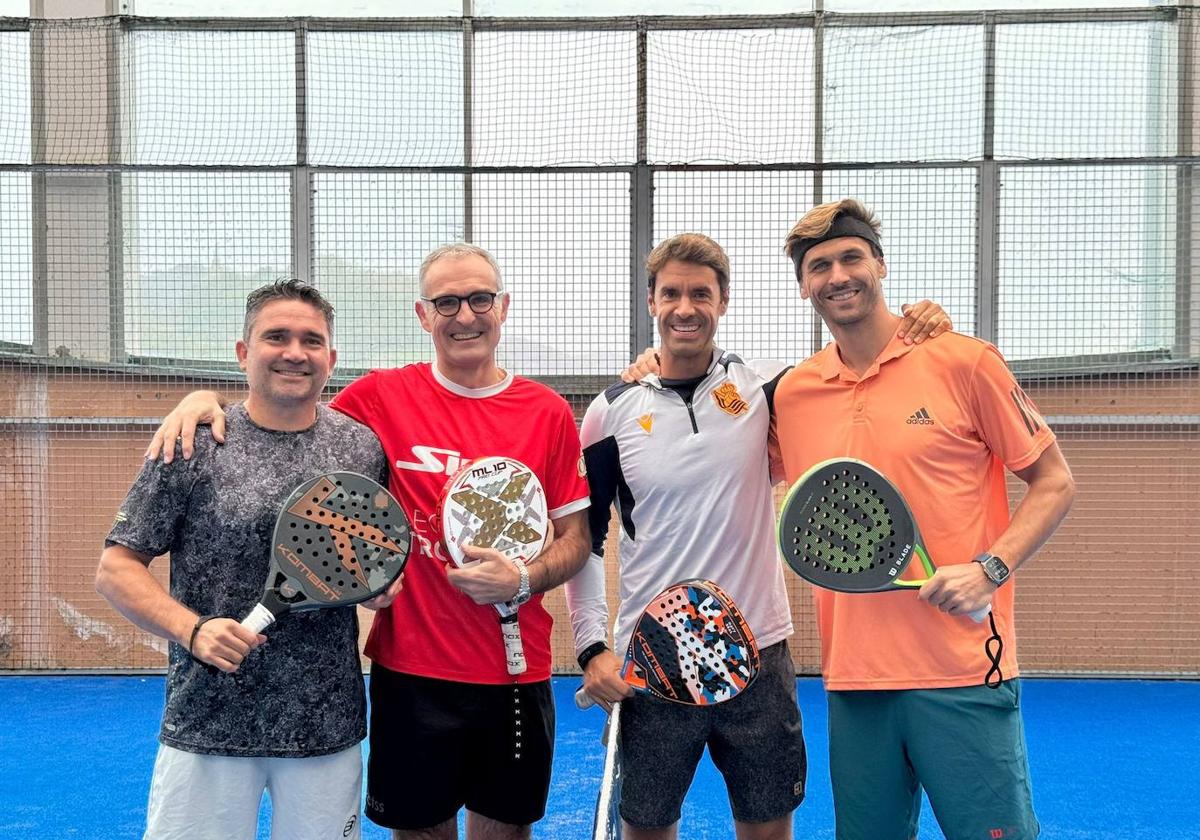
777, 458, 989, 622
575, 579, 760, 710
241, 472, 412, 633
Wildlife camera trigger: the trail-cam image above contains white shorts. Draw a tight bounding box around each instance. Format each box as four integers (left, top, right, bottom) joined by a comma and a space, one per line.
143, 743, 363, 840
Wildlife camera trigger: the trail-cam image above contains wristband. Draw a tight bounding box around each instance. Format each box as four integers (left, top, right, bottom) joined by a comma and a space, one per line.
187, 615, 217, 658
576, 641, 609, 672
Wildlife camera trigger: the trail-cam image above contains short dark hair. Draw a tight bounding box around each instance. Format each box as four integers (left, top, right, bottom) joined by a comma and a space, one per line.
243, 279, 335, 342
646, 233, 731, 298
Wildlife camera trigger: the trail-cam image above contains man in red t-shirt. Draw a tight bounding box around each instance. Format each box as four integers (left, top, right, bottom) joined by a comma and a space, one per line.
147, 245, 591, 840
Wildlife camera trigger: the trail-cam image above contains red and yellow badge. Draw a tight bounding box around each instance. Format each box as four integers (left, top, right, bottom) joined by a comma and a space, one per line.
712, 383, 749, 417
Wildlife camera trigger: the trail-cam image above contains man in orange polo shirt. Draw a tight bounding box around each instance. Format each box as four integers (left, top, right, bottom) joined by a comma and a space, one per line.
772, 199, 1075, 840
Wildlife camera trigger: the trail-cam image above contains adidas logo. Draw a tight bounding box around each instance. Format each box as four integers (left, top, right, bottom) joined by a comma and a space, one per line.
906, 407, 934, 425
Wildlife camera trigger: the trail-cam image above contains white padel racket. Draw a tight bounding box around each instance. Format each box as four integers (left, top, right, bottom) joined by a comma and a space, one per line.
439, 456, 550, 675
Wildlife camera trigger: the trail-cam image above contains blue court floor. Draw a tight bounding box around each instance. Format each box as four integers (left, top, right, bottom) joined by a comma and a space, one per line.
1, 676, 1197, 839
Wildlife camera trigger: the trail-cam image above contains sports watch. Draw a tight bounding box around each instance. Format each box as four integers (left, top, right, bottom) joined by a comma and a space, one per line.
974, 552, 1011, 587
512, 561, 532, 606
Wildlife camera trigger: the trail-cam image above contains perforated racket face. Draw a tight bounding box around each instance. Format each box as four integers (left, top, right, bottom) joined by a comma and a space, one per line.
439, 456, 549, 568
778, 458, 920, 593
268, 472, 411, 609
624, 579, 759, 706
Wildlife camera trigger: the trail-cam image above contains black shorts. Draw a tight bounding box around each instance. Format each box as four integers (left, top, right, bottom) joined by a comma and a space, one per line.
364, 664, 555, 831
618, 640, 807, 829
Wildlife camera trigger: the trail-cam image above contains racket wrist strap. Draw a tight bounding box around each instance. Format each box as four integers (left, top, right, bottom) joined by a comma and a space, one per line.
577, 640, 609, 672
187, 614, 217, 658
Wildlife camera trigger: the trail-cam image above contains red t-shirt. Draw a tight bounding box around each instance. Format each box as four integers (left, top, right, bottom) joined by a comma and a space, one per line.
331, 363, 590, 684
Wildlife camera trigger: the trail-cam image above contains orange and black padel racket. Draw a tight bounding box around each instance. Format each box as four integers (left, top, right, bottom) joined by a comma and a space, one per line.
240, 472, 412, 633
575, 579, 759, 710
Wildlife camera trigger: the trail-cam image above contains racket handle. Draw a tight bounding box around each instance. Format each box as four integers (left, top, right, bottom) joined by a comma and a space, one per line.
499, 613, 527, 675
968, 603, 992, 623
575, 685, 598, 710
240, 603, 276, 634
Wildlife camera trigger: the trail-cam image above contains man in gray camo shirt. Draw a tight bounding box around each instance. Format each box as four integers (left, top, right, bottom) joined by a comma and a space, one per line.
96, 279, 402, 840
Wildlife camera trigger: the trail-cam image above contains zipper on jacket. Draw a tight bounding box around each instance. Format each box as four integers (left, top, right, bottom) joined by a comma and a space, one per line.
682, 394, 699, 434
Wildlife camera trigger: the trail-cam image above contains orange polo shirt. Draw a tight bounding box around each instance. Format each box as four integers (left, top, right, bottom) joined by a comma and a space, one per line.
772, 331, 1055, 690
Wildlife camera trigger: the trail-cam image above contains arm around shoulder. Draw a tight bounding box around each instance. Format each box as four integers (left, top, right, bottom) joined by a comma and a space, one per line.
145, 390, 229, 463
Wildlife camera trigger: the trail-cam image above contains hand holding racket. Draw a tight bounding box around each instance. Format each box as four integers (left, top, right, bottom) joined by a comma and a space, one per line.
777, 458, 990, 622
440, 456, 550, 676
575, 579, 760, 711
240, 472, 412, 634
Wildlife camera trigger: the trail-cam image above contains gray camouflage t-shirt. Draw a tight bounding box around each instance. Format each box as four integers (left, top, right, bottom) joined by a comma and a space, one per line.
106, 403, 387, 757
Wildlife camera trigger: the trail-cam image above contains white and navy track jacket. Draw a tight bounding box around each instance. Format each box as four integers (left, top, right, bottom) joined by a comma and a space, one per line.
565, 348, 794, 659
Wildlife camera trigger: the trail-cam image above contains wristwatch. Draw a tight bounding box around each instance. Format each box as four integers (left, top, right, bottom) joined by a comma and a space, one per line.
974, 552, 1011, 587
511, 561, 532, 606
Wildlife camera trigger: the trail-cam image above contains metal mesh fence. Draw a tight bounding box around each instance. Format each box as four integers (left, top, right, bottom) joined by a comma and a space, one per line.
0, 9, 1197, 676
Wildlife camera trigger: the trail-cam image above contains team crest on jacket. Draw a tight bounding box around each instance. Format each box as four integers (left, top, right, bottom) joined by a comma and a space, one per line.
712, 383, 749, 417
637, 413, 654, 434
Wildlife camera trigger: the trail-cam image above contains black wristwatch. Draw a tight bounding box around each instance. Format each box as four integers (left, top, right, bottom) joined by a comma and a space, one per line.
577, 641, 609, 671
974, 552, 1011, 587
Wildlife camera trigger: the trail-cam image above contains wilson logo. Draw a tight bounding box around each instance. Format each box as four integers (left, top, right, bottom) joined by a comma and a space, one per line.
395, 445, 465, 475
906, 407, 934, 425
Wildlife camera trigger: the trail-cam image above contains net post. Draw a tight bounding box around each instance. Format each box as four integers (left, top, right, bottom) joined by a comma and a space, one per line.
1177, 7, 1197, 361
809, 3, 826, 356
462, 6, 474, 243
976, 14, 999, 344
630, 22, 653, 360
291, 19, 311, 283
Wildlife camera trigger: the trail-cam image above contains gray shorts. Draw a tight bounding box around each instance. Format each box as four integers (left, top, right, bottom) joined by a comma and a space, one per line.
617, 640, 807, 829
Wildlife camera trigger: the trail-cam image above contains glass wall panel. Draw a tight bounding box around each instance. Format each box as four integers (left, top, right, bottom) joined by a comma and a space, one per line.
311, 172, 465, 371
998, 164, 1177, 362
648, 29, 815, 165
472, 172, 630, 376
124, 31, 295, 165
308, 31, 464, 167
122, 172, 293, 362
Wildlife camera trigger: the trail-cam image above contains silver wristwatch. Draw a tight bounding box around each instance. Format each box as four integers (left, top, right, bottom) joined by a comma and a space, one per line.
511, 561, 532, 606
973, 552, 1011, 587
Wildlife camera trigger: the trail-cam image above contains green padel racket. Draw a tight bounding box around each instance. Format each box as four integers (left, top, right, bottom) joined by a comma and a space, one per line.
777, 458, 989, 622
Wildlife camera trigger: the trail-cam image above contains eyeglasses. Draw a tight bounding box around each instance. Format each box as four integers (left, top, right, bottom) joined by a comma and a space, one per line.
419, 291, 505, 317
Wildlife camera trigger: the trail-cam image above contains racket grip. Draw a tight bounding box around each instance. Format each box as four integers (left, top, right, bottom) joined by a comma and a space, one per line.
240, 603, 276, 634
499, 613, 527, 675
575, 685, 598, 710
968, 603, 992, 623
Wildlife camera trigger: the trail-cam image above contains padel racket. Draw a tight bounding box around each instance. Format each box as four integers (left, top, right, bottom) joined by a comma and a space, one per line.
574, 579, 759, 710
439, 456, 550, 676
241, 472, 412, 633
777, 457, 989, 622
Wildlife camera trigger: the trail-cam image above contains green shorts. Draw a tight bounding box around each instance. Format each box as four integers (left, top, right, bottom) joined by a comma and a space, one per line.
827, 680, 1038, 840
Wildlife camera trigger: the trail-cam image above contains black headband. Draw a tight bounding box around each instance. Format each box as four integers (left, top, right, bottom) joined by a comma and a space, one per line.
789, 215, 883, 279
